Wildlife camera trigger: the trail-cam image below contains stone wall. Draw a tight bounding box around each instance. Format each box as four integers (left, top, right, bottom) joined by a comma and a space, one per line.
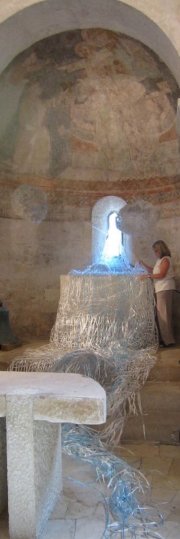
0, 29, 179, 338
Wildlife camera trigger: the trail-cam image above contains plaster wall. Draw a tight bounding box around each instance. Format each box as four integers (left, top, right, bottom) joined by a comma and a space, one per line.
0, 217, 91, 337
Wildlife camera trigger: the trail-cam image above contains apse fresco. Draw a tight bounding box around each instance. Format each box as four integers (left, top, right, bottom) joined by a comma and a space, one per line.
0, 28, 179, 184
0, 29, 179, 338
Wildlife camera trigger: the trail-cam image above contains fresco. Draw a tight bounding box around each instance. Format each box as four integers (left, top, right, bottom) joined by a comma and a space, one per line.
0, 28, 179, 184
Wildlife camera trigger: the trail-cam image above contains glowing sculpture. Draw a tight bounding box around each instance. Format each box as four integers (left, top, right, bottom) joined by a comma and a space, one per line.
102, 211, 122, 259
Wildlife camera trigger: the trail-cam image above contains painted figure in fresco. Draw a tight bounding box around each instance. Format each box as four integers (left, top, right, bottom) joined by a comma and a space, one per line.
139, 240, 175, 347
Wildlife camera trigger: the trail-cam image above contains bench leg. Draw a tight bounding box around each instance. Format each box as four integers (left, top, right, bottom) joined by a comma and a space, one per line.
6, 396, 62, 539
34, 420, 62, 538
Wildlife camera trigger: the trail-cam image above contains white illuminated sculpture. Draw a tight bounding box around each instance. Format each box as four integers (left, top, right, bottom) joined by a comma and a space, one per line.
102, 211, 122, 259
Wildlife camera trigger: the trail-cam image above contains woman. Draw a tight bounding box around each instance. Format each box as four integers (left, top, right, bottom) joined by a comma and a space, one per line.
139, 240, 175, 347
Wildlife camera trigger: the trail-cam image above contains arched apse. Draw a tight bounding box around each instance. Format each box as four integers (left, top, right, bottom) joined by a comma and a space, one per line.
0, 29, 179, 185
0, 22, 179, 338
0, 0, 179, 86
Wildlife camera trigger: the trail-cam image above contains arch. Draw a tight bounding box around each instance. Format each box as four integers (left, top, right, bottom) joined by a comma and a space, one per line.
92, 196, 126, 264
0, 0, 179, 86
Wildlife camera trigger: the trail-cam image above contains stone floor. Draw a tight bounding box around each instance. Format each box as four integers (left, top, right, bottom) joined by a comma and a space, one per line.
0, 341, 180, 538
0, 443, 180, 538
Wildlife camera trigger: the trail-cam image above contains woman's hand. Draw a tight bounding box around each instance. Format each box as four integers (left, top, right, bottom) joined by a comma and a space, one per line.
136, 259, 153, 272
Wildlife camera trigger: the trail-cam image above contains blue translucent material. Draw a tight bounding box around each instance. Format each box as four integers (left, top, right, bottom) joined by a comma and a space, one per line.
62, 425, 164, 538
70, 255, 143, 276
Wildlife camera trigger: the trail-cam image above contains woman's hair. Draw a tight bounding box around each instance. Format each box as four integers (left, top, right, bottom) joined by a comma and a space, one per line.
152, 240, 171, 258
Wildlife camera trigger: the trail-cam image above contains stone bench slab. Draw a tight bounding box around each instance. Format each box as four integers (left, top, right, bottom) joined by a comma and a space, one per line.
0, 371, 106, 423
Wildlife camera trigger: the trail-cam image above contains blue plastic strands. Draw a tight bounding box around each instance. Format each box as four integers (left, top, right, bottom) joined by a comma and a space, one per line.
62, 424, 165, 539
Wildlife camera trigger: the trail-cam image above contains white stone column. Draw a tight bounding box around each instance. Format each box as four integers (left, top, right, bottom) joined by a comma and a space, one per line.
34, 421, 62, 538
6, 395, 37, 539
6, 397, 62, 539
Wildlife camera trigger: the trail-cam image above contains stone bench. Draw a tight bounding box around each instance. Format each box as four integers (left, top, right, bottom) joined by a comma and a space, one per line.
0, 371, 106, 539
